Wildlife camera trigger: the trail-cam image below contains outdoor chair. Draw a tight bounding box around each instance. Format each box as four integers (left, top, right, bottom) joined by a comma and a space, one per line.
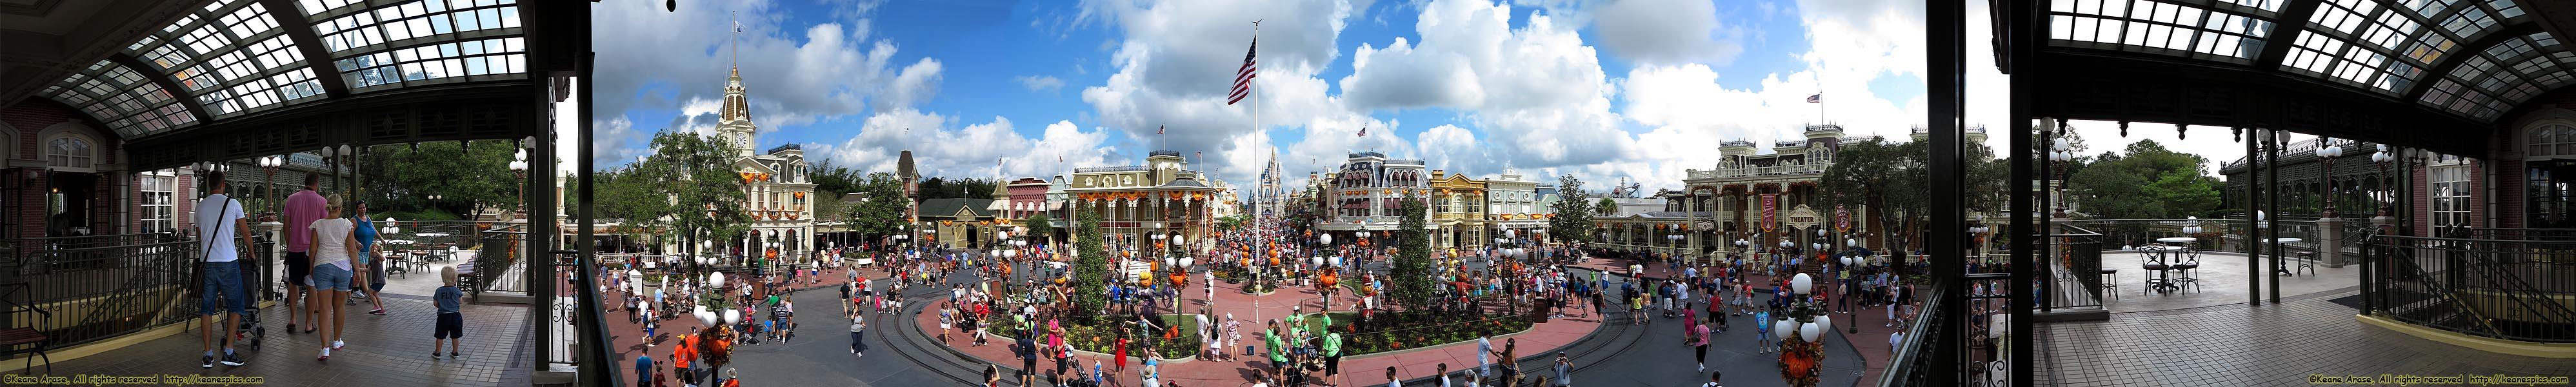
0, 283, 51, 375
2139, 250, 2170, 295
2295, 252, 2317, 277
2170, 253, 2201, 293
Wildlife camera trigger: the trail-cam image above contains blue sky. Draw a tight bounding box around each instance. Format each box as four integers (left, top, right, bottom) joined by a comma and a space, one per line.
590, 0, 2003, 191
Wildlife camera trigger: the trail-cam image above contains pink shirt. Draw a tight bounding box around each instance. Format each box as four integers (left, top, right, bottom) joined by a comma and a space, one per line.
283, 190, 326, 252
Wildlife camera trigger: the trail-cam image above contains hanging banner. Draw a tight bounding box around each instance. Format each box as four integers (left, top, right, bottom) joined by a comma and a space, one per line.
1761, 194, 1779, 231
1835, 204, 1850, 233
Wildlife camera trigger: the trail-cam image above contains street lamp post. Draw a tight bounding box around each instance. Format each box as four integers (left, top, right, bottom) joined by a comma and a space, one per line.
2314, 139, 2345, 218
2373, 145, 2395, 217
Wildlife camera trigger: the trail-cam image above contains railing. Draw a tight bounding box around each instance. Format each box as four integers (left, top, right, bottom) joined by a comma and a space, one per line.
2456, 228, 2576, 241
1685, 163, 1830, 180
2049, 224, 2104, 311
472, 227, 529, 299
2362, 234, 2576, 342
1879, 279, 1952, 387
0, 236, 203, 348
1075, 166, 1150, 173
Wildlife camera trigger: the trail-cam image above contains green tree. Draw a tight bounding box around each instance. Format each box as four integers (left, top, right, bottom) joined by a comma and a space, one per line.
634, 130, 751, 269
1390, 196, 1436, 313
1072, 209, 1108, 321
841, 172, 911, 250
1547, 175, 1595, 245
361, 141, 515, 221
595, 162, 670, 244
1023, 212, 1054, 241
1595, 197, 1618, 217
2142, 170, 2223, 219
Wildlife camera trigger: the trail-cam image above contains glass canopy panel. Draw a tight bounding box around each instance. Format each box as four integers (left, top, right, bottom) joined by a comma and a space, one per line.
41, 60, 193, 137
2048, 0, 2276, 63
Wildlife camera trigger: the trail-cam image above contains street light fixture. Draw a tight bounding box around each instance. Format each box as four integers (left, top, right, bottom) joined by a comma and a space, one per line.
2373, 144, 2396, 217
2314, 139, 2345, 218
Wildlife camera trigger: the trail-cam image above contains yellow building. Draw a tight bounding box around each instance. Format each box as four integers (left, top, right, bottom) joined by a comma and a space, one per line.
1430, 170, 1487, 250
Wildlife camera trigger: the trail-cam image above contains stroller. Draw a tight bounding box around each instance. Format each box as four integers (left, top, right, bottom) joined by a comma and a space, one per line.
229, 261, 268, 351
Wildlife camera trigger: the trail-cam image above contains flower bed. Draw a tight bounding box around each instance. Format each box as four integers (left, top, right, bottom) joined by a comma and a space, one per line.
988, 314, 1203, 359
1336, 313, 1533, 357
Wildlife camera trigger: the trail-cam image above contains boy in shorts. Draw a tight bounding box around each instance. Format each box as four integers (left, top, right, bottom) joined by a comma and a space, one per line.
434, 266, 466, 358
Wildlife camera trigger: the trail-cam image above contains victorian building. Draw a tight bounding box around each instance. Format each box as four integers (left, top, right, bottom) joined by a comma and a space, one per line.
1318, 152, 1432, 243
1064, 150, 1227, 248
708, 66, 818, 261
1430, 170, 1486, 250
1591, 124, 1987, 263
1486, 172, 1547, 244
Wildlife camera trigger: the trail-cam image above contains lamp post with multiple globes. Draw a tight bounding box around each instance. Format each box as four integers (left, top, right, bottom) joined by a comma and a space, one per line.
2315, 139, 2346, 218
1774, 272, 1831, 387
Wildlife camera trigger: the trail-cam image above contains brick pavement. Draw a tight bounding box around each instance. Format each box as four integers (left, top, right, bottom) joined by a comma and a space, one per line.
9, 293, 530, 386
1571, 255, 1915, 386
2041, 289, 2576, 386
915, 264, 1605, 387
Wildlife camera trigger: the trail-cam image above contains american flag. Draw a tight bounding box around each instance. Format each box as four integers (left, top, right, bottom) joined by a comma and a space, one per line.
1157, 124, 1165, 135
1806, 94, 1821, 103
1358, 126, 1367, 137
1228, 37, 1257, 105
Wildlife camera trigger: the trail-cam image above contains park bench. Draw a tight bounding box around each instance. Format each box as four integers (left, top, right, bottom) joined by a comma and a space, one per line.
0, 283, 52, 375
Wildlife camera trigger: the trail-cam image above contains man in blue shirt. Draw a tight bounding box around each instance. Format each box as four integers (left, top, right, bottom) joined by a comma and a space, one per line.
635, 354, 654, 387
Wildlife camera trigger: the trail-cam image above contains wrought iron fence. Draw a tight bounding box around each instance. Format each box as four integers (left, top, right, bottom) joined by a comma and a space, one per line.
2362, 234, 2576, 342
1878, 278, 1952, 387
0, 235, 205, 348
470, 228, 528, 300
2048, 224, 2104, 311
2455, 228, 2576, 241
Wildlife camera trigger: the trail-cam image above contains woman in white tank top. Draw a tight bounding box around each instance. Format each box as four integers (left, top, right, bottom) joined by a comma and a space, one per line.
306, 195, 359, 360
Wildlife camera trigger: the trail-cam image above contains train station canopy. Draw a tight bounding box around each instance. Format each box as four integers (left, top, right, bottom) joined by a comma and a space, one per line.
1, 0, 584, 170
2018, 0, 2576, 155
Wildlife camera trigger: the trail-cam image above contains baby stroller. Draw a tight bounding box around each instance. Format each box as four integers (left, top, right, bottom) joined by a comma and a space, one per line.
230, 261, 268, 351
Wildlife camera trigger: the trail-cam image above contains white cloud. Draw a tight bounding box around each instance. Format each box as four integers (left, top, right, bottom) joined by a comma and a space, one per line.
878, 58, 944, 110
1015, 75, 1066, 93
1593, 0, 1742, 65
1076, 0, 1368, 185
804, 110, 1123, 181
1336, 0, 1639, 181
592, 0, 928, 161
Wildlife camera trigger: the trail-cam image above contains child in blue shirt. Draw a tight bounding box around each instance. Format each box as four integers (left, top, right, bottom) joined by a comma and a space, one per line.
434, 266, 465, 359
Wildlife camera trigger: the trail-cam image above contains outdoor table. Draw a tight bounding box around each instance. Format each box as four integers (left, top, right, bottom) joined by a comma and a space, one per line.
2266, 238, 2304, 275
2153, 237, 2197, 245
2137, 246, 2186, 294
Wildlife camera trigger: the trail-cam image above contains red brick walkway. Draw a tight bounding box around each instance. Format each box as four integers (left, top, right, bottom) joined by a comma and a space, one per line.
919, 268, 1603, 387
1568, 255, 1918, 386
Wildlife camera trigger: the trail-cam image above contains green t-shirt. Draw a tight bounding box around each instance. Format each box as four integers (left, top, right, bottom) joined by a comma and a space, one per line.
1323, 332, 1343, 356
1266, 332, 1287, 362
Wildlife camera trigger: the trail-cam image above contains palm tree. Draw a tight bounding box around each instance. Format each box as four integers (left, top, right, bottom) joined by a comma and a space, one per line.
1595, 198, 1618, 217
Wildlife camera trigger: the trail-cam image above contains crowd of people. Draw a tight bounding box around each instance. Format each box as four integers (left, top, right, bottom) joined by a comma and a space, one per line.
192, 172, 430, 368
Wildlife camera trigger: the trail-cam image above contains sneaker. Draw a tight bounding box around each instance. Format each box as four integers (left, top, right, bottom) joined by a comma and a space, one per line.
857, 352, 863, 357
432, 352, 442, 359
319, 347, 332, 360
369, 308, 387, 315
332, 340, 346, 350
450, 352, 461, 358
286, 322, 297, 333
221, 353, 247, 366
203, 355, 215, 368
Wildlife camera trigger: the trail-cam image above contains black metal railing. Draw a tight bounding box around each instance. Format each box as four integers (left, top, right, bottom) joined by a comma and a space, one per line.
471, 228, 528, 300
2050, 224, 2104, 311
1879, 279, 1951, 387
2362, 234, 2576, 342
2456, 228, 2576, 241
0, 236, 203, 348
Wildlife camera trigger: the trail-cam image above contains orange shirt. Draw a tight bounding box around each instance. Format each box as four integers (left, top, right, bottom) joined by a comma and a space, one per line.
674, 335, 696, 366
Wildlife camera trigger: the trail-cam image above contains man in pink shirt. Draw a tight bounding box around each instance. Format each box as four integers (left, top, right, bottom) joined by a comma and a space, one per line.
283, 174, 325, 333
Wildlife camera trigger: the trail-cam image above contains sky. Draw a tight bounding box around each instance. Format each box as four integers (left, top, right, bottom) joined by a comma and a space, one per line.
586, 0, 2252, 193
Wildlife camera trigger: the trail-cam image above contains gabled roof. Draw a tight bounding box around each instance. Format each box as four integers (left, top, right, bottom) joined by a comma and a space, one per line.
917, 198, 995, 219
